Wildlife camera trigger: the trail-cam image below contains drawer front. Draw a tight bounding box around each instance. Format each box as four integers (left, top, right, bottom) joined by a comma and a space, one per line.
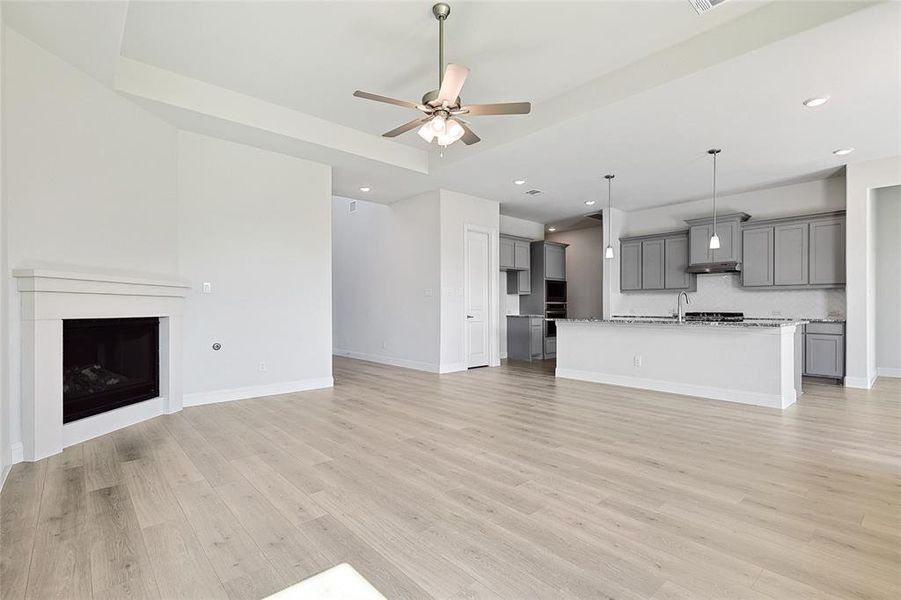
805, 322, 844, 335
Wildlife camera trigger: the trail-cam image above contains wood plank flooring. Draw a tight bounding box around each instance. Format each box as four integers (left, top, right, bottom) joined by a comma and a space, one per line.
2, 357, 899, 599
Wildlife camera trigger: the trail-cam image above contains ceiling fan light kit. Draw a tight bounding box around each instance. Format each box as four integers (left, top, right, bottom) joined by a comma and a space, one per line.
353, 3, 531, 148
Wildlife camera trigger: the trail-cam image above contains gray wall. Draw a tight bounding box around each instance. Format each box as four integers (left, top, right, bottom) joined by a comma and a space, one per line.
548, 225, 604, 319
875, 186, 901, 375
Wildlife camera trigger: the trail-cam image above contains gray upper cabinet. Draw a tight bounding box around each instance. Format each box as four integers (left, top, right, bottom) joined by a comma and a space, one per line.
620, 231, 694, 292
712, 220, 741, 263
774, 223, 809, 285
620, 241, 642, 291
499, 237, 515, 270
809, 218, 846, 285
507, 269, 531, 295
664, 235, 691, 289
689, 224, 712, 265
742, 227, 774, 287
545, 244, 566, 281
685, 214, 750, 265
739, 211, 845, 289
641, 239, 665, 290
513, 240, 531, 270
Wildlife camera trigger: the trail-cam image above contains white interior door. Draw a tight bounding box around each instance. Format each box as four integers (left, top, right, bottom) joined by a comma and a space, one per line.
466, 229, 490, 368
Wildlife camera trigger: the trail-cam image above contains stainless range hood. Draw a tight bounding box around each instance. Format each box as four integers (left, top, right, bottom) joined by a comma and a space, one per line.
686, 261, 741, 274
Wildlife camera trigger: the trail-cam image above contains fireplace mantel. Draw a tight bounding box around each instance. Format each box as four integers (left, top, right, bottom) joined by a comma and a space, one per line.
14, 268, 190, 461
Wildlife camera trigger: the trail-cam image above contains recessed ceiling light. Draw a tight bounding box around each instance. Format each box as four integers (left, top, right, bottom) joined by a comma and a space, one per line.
802, 96, 830, 108
359, 186, 371, 192
585, 200, 596, 206
832, 147, 855, 156
513, 179, 526, 186
547, 227, 557, 232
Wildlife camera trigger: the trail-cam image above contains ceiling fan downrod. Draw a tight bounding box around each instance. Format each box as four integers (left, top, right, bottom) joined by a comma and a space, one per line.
433, 3, 451, 88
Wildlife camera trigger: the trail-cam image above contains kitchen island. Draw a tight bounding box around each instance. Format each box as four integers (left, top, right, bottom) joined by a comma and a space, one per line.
555, 318, 806, 409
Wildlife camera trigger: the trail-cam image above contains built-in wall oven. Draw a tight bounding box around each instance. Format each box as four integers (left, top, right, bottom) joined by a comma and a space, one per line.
546, 280, 567, 303
545, 305, 567, 338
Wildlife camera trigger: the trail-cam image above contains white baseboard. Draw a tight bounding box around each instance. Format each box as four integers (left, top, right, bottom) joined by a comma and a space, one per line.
183, 377, 334, 407
63, 397, 167, 448
555, 368, 794, 410
877, 367, 901, 378
11, 442, 24, 464
845, 372, 879, 389
439, 362, 467, 374
333, 349, 439, 373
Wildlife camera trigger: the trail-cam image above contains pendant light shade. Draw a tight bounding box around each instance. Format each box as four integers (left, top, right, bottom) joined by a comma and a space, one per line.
707, 149, 722, 251
604, 174, 615, 260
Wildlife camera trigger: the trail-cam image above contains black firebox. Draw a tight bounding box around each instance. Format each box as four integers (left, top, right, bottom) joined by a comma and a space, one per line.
63, 317, 160, 423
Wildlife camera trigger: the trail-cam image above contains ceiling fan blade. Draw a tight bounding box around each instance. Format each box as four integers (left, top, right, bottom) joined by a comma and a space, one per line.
457, 121, 481, 145
383, 117, 429, 138
461, 102, 532, 116
354, 90, 419, 110
436, 64, 470, 104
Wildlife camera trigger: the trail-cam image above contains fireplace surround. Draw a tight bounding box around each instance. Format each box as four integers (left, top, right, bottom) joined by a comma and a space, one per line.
13, 268, 189, 461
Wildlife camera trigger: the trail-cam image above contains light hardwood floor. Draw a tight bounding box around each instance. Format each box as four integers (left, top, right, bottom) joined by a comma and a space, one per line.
2, 357, 899, 599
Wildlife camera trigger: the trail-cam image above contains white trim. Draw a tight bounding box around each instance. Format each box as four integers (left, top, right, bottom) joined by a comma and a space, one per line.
439, 362, 468, 374
556, 368, 796, 410
1, 466, 9, 491
183, 377, 334, 407
463, 224, 500, 369
876, 367, 901, 378
63, 397, 167, 448
10, 442, 24, 464
333, 349, 439, 373
844, 372, 879, 388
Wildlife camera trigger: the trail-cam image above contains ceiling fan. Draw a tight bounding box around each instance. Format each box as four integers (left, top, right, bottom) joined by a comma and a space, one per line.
353, 2, 531, 148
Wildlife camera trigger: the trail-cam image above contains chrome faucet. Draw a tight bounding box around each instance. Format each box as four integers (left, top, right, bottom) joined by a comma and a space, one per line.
677, 291, 691, 323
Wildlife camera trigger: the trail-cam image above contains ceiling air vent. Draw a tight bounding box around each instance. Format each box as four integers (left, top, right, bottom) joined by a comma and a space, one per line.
687, 0, 729, 15
524, 189, 543, 196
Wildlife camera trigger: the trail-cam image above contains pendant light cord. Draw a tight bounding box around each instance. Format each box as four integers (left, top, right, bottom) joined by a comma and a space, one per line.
712, 151, 717, 237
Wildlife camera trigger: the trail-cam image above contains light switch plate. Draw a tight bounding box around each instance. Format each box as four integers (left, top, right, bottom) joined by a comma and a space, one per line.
202, 282, 212, 294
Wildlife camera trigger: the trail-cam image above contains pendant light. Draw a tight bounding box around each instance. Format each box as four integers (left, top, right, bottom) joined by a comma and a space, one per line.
604, 174, 615, 259
707, 148, 722, 250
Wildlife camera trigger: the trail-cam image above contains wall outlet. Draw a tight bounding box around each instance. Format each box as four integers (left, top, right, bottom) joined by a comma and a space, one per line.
771, 310, 782, 316
202, 282, 212, 294
424, 288, 433, 297
633, 355, 642, 367
381, 340, 387, 349
258, 361, 267, 372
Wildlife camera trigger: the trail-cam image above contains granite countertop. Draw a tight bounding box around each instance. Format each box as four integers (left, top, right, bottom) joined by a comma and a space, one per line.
557, 317, 808, 329
507, 314, 545, 318
612, 314, 845, 323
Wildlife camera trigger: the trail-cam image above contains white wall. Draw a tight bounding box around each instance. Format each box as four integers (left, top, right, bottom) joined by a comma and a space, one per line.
845, 156, 901, 388
3, 29, 179, 467
439, 190, 500, 372
332, 192, 441, 371
177, 132, 332, 402
609, 177, 847, 318
874, 186, 901, 377
548, 225, 604, 319
0, 13, 7, 485
499, 215, 544, 357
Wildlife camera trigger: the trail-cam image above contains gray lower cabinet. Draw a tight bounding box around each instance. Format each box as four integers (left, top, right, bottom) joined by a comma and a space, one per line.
500, 237, 515, 270
545, 244, 566, 280
620, 241, 642, 291
506, 269, 531, 295
809, 218, 846, 285
641, 239, 665, 290
544, 335, 557, 358
802, 322, 845, 380
742, 227, 774, 287
740, 211, 845, 289
506, 316, 544, 361
664, 235, 691, 289
774, 223, 809, 285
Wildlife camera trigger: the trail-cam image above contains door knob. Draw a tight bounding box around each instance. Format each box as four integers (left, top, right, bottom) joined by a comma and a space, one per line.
467, 315, 475, 319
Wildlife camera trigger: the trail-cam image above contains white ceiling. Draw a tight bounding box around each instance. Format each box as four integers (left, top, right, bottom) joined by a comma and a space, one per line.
4, 1, 899, 225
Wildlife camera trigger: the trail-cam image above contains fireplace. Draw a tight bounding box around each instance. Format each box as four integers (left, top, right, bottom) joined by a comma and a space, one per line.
63, 317, 160, 423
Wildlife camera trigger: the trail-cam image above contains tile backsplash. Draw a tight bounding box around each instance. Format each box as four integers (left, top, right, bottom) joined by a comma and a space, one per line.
614, 273, 846, 319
